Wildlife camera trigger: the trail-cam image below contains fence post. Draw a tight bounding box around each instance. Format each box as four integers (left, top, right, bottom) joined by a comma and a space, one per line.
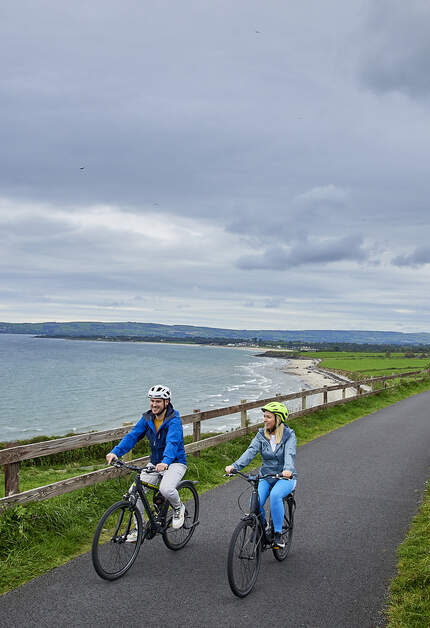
323, 386, 328, 405
5, 462, 20, 496
301, 389, 306, 411
342, 386, 346, 399
193, 409, 201, 458
240, 399, 248, 429
122, 422, 134, 461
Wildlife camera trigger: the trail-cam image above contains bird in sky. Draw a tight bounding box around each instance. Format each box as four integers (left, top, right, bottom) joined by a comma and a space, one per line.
80, 167, 85, 170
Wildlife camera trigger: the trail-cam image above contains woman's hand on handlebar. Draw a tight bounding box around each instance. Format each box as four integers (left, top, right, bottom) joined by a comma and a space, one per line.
106, 453, 118, 465
225, 465, 235, 474
281, 470, 293, 479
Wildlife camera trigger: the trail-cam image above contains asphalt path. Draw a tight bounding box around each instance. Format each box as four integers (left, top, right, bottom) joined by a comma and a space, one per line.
2, 391, 430, 627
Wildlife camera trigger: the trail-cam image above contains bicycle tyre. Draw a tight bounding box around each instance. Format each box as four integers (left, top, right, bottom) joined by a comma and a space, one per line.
227, 518, 262, 597
162, 481, 199, 550
92, 500, 143, 580
272, 495, 294, 562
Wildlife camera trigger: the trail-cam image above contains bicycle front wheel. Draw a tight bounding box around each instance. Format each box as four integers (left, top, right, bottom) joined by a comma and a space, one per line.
272, 495, 294, 562
162, 481, 199, 550
227, 519, 262, 597
92, 500, 143, 580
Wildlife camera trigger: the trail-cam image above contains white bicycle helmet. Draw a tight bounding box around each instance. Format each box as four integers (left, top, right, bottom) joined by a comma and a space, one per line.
147, 384, 171, 399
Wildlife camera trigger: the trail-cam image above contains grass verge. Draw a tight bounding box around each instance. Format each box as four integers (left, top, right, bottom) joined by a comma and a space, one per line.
1, 376, 430, 599
385, 480, 430, 627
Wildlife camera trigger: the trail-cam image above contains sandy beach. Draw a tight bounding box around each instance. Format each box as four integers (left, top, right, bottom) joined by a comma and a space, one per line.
282, 358, 363, 403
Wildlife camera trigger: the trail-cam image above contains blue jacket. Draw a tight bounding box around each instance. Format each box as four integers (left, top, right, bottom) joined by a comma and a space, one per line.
233, 426, 297, 478
111, 404, 187, 466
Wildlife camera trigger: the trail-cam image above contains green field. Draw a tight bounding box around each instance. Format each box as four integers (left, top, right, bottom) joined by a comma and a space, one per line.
304, 351, 430, 378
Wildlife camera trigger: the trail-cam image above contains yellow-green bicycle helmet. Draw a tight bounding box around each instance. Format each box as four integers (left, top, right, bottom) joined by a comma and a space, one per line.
261, 401, 289, 424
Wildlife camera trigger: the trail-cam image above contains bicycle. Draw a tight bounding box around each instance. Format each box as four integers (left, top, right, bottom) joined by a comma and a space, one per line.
226, 469, 295, 597
92, 460, 199, 580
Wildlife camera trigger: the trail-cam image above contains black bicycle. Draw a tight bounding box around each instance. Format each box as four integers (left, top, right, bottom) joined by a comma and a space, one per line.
92, 460, 199, 580
226, 470, 295, 597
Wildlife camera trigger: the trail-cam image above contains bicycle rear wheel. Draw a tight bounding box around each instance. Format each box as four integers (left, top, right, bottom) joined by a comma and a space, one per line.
92, 500, 143, 580
227, 519, 261, 597
272, 495, 294, 562
162, 481, 199, 550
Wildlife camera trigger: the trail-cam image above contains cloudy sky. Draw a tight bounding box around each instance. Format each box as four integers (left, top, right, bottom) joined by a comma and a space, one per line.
1, 0, 430, 331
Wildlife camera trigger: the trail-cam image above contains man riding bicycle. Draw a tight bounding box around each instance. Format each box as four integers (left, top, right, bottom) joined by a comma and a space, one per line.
225, 401, 296, 549
106, 384, 187, 537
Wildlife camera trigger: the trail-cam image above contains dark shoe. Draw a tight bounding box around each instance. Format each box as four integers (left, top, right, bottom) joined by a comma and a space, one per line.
273, 532, 285, 549
264, 521, 272, 541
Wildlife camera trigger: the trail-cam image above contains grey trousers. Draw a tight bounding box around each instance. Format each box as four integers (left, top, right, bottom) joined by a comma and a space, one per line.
135, 462, 187, 518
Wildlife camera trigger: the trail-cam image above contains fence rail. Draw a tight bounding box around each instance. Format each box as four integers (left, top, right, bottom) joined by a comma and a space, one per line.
1, 368, 428, 510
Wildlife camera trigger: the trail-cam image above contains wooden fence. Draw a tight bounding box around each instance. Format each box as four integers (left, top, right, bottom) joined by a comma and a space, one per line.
1, 368, 428, 511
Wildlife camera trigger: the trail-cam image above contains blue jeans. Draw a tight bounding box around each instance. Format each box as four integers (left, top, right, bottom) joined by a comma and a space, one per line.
258, 477, 296, 533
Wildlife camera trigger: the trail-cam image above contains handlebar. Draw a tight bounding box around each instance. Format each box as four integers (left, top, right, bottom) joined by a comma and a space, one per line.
112, 460, 161, 475
226, 469, 291, 481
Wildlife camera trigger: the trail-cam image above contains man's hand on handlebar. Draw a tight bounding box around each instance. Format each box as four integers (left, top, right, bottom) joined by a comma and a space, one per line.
106, 453, 118, 465
155, 462, 168, 472
225, 465, 235, 474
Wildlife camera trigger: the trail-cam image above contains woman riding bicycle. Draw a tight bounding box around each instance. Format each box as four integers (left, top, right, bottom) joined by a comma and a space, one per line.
225, 401, 296, 549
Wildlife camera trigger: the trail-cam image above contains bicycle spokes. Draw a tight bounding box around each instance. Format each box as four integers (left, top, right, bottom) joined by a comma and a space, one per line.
92, 501, 143, 580
227, 520, 261, 597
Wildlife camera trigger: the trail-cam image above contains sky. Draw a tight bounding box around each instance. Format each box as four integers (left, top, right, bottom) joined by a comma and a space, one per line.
1, 0, 430, 332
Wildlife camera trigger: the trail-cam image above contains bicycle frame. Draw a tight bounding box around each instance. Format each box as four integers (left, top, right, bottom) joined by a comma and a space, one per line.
117, 462, 170, 537
93, 460, 200, 581
227, 470, 295, 597
231, 470, 293, 551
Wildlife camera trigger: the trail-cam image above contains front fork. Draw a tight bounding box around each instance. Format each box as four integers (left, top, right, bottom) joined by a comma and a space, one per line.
241, 513, 263, 558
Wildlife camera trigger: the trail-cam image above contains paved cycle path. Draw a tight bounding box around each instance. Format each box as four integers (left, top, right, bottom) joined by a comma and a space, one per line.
2, 391, 430, 627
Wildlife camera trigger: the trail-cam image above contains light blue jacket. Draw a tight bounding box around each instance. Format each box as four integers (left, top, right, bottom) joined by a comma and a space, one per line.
233, 426, 297, 478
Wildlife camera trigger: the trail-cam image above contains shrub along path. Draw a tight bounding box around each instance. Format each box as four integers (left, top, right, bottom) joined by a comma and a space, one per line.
1, 391, 430, 627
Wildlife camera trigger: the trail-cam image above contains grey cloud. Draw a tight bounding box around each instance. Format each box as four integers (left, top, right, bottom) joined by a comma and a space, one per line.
392, 246, 430, 268
360, 1, 430, 98
226, 185, 350, 246
226, 210, 307, 243
293, 185, 349, 209
263, 297, 284, 309
236, 235, 368, 271
0, 214, 78, 240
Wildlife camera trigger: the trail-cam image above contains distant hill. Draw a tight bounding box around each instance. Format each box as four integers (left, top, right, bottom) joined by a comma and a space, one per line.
1, 321, 430, 346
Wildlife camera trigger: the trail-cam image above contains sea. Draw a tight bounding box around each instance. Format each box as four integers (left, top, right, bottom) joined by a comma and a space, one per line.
0, 334, 308, 442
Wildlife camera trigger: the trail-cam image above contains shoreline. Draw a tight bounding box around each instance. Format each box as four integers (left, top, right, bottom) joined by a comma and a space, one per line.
282, 358, 362, 401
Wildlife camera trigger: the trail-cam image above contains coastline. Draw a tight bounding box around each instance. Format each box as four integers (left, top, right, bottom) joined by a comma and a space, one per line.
282, 358, 360, 401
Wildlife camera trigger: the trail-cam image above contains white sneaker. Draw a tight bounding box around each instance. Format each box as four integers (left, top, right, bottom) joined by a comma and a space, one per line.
172, 503, 185, 529
125, 528, 138, 543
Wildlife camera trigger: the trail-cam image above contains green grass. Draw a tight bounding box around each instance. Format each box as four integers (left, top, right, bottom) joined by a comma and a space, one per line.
304, 351, 430, 378
386, 481, 430, 627
1, 375, 430, 613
